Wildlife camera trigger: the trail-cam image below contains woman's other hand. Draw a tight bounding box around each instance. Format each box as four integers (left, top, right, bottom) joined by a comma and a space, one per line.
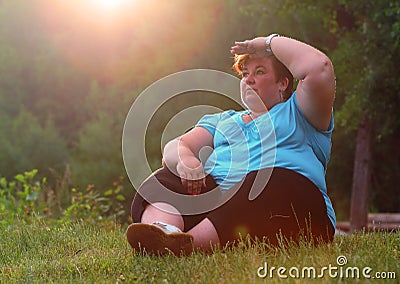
176, 156, 207, 196
163, 126, 213, 196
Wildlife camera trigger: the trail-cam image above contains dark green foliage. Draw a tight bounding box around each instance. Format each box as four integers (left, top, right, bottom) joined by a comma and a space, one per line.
59, 181, 126, 227
0, 110, 68, 179
0, 169, 126, 227
334, 0, 400, 135
333, 0, 400, 214
0, 169, 46, 227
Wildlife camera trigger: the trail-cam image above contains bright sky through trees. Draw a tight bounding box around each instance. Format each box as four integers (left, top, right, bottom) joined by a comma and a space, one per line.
35, 0, 222, 84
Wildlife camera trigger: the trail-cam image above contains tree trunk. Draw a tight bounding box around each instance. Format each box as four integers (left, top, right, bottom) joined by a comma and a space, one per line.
350, 114, 373, 232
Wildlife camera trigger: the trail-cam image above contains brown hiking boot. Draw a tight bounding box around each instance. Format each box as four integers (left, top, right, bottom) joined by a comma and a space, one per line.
126, 222, 194, 256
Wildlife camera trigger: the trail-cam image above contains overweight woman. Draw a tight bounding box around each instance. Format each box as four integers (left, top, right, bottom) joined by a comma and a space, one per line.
127, 34, 336, 256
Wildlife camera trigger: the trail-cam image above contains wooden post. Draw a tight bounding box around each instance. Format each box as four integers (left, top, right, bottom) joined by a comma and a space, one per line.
350, 114, 372, 232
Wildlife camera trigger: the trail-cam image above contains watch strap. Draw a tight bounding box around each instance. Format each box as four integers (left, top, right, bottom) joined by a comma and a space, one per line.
265, 33, 280, 55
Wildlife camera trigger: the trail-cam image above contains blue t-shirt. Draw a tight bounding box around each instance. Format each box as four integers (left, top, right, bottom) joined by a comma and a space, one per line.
196, 92, 336, 228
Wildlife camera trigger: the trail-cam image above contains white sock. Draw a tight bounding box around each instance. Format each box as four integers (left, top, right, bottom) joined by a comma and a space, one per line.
153, 221, 182, 233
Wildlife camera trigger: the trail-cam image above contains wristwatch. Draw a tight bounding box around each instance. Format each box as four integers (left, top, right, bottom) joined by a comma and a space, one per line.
265, 34, 279, 55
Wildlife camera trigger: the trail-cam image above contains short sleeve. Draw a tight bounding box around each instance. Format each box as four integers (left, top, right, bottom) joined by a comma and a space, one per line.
292, 92, 334, 136
292, 92, 334, 170
195, 113, 222, 136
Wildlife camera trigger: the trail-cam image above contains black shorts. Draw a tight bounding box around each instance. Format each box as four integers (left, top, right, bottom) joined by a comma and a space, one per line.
131, 167, 334, 246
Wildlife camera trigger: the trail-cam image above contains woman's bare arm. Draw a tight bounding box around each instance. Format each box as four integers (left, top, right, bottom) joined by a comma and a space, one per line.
270, 36, 335, 130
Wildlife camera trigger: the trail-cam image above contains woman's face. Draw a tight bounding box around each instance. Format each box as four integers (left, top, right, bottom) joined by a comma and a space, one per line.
240, 57, 283, 112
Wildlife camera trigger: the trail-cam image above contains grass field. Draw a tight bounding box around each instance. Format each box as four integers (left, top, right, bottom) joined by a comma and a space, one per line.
0, 218, 399, 283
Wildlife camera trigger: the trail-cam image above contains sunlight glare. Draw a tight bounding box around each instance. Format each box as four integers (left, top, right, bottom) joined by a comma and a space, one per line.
93, 0, 127, 11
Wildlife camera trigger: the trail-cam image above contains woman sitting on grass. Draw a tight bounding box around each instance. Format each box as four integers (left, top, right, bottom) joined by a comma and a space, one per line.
127, 34, 336, 256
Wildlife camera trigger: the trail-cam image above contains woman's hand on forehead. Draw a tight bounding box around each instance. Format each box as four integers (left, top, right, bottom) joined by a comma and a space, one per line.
231, 38, 269, 58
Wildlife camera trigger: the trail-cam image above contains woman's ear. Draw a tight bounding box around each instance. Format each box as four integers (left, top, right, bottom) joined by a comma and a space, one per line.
279, 77, 289, 91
